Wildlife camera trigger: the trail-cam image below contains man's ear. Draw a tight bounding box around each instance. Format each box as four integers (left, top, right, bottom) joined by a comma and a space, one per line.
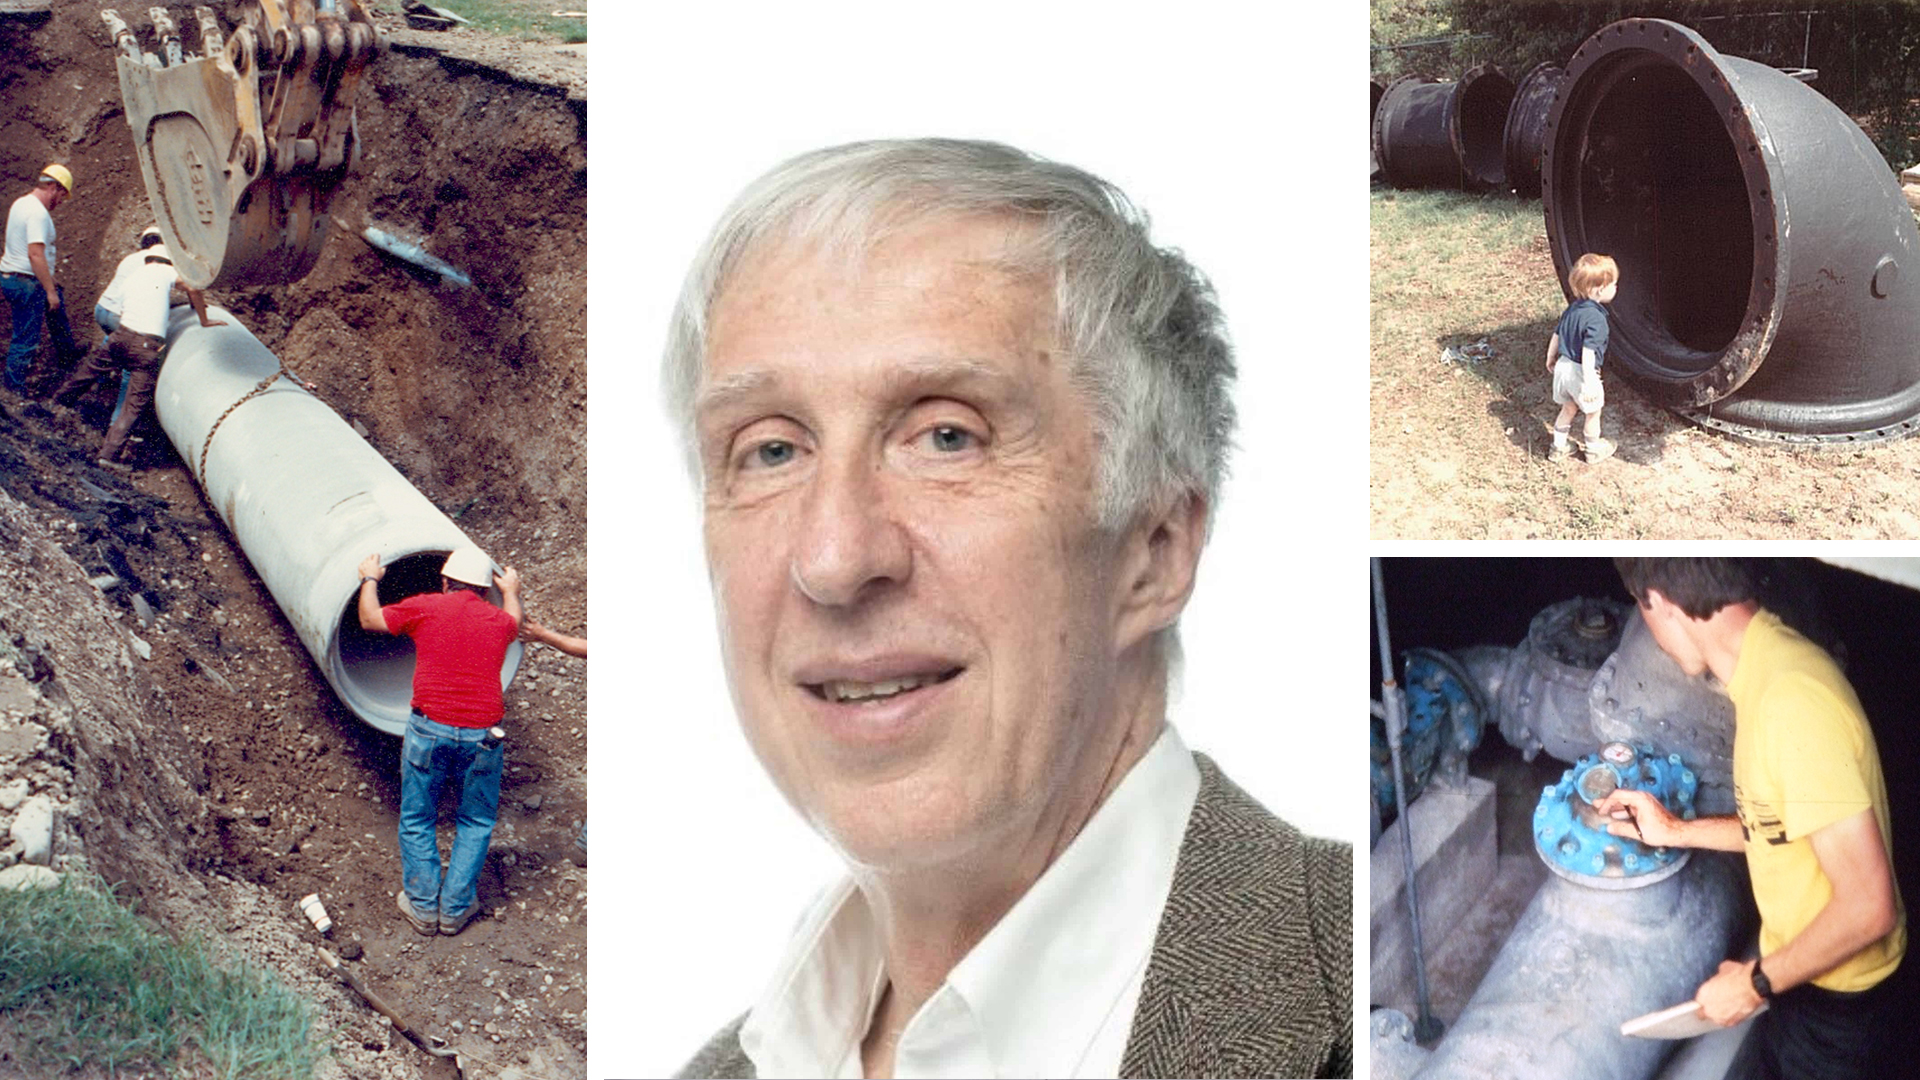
1114, 491, 1208, 652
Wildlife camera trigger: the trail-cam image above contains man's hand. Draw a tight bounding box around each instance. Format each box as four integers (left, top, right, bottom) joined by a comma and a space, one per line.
44, 290, 60, 311
1695, 960, 1765, 1026
495, 566, 520, 594
1594, 788, 1685, 846
358, 553, 384, 581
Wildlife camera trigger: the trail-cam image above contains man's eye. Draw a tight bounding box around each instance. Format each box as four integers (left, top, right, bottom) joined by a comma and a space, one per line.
924, 426, 975, 453
749, 440, 796, 468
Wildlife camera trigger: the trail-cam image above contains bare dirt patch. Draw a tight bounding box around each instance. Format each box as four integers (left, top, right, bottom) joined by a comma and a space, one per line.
0, 4, 585, 1077
1370, 188, 1920, 539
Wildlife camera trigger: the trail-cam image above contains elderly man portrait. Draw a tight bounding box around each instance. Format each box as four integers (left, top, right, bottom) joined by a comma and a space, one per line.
652, 138, 1352, 1080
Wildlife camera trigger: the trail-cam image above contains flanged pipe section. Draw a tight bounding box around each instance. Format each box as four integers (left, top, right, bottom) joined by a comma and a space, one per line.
1543, 18, 1920, 443
1374, 76, 1464, 189
153, 307, 522, 735
1501, 62, 1565, 197
1533, 741, 1696, 888
1451, 63, 1515, 191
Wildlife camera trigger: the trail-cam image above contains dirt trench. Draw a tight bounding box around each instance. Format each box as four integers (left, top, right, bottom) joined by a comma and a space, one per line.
0, 6, 586, 1078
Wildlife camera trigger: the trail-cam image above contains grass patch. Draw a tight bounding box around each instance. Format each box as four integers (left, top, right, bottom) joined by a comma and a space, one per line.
0, 873, 321, 1079
427, 0, 587, 44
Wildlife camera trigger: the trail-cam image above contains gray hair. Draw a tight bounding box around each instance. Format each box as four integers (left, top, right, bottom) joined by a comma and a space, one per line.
661, 138, 1237, 530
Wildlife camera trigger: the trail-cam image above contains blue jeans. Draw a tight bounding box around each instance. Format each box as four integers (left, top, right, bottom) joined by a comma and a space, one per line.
2, 275, 44, 390
399, 712, 503, 922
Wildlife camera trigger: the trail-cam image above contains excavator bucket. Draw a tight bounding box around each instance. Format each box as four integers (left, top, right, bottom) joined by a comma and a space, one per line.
103, 2, 380, 290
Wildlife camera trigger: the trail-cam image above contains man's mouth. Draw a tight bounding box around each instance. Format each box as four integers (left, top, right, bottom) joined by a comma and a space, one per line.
808, 668, 963, 703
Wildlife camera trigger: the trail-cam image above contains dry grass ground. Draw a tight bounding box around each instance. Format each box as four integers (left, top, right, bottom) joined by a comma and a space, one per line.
1369, 188, 1920, 538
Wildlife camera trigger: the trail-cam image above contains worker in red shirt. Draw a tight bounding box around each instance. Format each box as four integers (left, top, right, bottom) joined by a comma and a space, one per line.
358, 546, 522, 936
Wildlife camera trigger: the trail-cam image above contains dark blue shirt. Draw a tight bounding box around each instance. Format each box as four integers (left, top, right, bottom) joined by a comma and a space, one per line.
1555, 297, 1610, 370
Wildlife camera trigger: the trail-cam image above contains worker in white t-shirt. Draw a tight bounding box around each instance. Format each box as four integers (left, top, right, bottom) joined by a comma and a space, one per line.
1, 165, 81, 393
95, 226, 167, 341
51, 249, 224, 469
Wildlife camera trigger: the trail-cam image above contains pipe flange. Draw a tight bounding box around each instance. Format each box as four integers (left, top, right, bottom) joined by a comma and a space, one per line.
1543, 19, 1789, 405
1678, 407, 1920, 446
1533, 741, 1699, 888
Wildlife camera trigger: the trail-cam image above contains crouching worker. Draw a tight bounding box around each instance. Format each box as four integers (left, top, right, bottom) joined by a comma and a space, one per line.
51, 246, 223, 469
358, 547, 522, 937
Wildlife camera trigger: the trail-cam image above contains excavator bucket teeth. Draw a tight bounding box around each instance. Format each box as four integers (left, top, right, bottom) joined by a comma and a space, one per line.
101, 3, 380, 290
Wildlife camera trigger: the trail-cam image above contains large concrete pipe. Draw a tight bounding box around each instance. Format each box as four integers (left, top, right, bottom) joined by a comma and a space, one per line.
1401, 850, 1746, 1080
1501, 62, 1565, 197
154, 306, 522, 735
1543, 19, 1920, 443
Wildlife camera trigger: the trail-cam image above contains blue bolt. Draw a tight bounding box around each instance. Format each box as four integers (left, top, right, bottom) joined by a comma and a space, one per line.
1669, 753, 1682, 765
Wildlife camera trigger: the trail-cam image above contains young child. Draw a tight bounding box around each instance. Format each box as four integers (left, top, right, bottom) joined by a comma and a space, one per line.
1546, 253, 1618, 462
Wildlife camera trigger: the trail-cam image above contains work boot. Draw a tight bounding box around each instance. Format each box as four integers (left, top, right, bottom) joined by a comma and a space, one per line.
439, 904, 478, 936
1584, 437, 1616, 463
396, 889, 437, 936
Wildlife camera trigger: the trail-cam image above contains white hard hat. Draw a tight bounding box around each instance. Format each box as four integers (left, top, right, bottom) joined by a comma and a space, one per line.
441, 546, 493, 587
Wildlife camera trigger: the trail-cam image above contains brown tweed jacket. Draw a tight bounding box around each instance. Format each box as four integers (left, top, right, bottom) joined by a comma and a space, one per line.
677, 753, 1353, 1079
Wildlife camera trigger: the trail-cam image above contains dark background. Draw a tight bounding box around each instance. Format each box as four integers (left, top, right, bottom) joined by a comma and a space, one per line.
1371, 557, 1920, 1058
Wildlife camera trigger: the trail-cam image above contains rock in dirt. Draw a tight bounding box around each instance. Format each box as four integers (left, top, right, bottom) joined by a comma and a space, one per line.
10, 794, 53, 865
0, 778, 27, 811
0, 863, 59, 890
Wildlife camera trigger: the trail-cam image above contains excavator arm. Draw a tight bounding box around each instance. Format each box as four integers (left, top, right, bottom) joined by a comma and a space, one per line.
102, 2, 380, 290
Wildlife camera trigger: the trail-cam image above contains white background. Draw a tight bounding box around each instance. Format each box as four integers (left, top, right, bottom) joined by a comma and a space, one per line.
591, 4, 1367, 1074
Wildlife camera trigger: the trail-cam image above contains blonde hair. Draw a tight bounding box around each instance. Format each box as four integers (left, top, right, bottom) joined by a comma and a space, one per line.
1569, 253, 1619, 299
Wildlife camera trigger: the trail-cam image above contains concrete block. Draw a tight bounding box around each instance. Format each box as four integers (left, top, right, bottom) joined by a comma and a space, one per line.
1369, 776, 1497, 1010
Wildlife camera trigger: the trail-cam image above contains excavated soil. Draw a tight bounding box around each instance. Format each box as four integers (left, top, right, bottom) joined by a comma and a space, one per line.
0, 5, 585, 1078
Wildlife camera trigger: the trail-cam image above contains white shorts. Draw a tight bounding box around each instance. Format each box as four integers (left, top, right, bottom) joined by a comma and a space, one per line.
1552, 360, 1604, 412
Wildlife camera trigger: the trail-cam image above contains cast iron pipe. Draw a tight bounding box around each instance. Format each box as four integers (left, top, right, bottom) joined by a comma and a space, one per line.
1452, 63, 1514, 191
1404, 852, 1746, 1080
1374, 76, 1462, 190
1372, 79, 1387, 180
1501, 62, 1565, 197
154, 306, 522, 735
1543, 19, 1920, 443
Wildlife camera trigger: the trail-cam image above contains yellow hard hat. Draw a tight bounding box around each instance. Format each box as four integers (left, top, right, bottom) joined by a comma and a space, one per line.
39, 164, 73, 194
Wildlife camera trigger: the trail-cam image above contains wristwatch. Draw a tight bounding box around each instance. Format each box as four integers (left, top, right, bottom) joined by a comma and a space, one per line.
360, 576, 379, 587
1751, 960, 1774, 1000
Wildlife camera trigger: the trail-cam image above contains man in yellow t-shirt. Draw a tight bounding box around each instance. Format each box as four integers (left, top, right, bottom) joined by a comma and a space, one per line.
1597, 558, 1903, 1080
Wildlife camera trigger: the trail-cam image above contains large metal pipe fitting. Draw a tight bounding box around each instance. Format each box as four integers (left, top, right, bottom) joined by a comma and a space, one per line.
1405, 852, 1745, 1080
1543, 18, 1920, 444
1374, 76, 1462, 190
1491, 597, 1630, 763
1370, 648, 1489, 837
155, 307, 522, 735
1533, 742, 1696, 887
1501, 62, 1565, 197
1590, 609, 1738, 816
1452, 63, 1515, 192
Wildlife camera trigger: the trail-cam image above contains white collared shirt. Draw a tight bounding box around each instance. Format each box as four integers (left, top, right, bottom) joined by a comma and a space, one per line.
739, 726, 1202, 1079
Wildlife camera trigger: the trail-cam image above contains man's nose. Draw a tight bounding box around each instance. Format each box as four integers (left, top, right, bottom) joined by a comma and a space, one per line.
789, 453, 910, 607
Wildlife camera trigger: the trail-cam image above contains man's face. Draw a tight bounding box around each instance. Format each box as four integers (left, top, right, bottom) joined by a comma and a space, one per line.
695, 214, 1147, 870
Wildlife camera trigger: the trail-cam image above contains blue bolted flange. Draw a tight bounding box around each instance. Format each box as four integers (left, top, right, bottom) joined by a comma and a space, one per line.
1533, 740, 1698, 887
1371, 648, 1488, 836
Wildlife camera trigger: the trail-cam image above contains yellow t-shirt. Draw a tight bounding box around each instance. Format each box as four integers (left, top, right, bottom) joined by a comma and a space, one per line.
1727, 609, 1905, 992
